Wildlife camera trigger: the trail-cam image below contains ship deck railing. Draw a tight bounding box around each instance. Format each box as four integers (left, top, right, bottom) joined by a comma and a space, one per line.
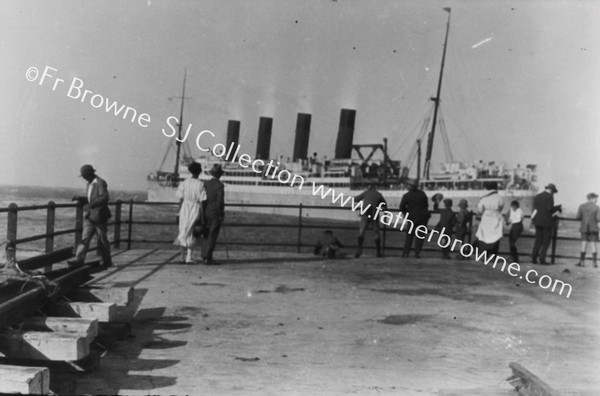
1, 200, 585, 270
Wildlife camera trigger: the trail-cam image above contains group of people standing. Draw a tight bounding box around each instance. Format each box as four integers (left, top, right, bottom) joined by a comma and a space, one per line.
66, 162, 225, 267
174, 162, 225, 265
344, 179, 597, 266
65, 163, 597, 268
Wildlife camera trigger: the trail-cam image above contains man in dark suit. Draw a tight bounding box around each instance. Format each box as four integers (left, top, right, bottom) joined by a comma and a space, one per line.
201, 164, 225, 265
68, 164, 113, 267
399, 179, 430, 258
531, 183, 561, 264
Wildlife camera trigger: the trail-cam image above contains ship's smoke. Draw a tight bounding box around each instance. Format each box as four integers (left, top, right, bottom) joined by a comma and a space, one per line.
297, 66, 313, 113
339, 62, 362, 109
228, 83, 244, 121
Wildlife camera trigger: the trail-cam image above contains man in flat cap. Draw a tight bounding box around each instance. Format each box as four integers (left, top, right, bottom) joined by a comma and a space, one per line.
531, 183, 561, 265
201, 164, 225, 265
68, 164, 113, 267
399, 179, 430, 258
575, 192, 599, 268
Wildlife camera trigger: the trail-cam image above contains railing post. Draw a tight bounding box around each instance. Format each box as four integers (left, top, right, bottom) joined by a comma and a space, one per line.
297, 203, 303, 253
382, 225, 387, 255
114, 200, 122, 249
467, 214, 473, 243
7, 203, 18, 244
127, 199, 133, 250
75, 201, 84, 249
45, 201, 56, 273
551, 217, 559, 264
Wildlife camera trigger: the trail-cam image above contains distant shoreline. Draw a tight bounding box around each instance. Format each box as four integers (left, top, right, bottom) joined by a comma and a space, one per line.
0, 183, 580, 217
0, 184, 147, 205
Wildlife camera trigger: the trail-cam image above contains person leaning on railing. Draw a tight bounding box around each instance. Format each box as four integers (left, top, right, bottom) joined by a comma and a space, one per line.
530, 183, 561, 265
67, 164, 113, 268
200, 164, 225, 265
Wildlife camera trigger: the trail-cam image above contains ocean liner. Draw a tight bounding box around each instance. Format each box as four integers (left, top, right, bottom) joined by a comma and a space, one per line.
147, 8, 537, 221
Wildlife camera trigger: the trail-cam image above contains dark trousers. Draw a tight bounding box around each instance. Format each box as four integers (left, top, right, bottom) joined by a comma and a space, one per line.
509, 223, 523, 248
532, 226, 552, 261
201, 216, 222, 260
403, 221, 427, 256
476, 239, 500, 256
75, 219, 112, 264
455, 226, 468, 244
358, 216, 380, 240
509, 223, 523, 261
441, 232, 453, 258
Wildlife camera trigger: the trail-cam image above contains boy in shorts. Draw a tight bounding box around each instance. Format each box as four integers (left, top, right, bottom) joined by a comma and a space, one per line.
576, 192, 599, 267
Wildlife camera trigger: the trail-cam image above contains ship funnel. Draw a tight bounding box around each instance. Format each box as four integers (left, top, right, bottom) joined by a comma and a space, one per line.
255, 117, 273, 160
226, 120, 240, 149
334, 108, 356, 159
292, 113, 312, 161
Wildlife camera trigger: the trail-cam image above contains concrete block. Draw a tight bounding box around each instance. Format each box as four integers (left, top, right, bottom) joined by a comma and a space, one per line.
67, 286, 134, 307
438, 390, 516, 395
0, 349, 101, 373
22, 316, 98, 343
0, 364, 49, 395
0, 330, 89, 361
68, 302, 116, 322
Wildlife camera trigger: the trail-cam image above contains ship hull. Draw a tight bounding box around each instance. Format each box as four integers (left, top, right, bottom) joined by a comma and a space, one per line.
148, 180, 535, 222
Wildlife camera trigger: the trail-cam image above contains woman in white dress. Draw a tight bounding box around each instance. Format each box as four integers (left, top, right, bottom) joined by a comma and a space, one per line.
174, 162, 206, 263
475, 181, 504, 255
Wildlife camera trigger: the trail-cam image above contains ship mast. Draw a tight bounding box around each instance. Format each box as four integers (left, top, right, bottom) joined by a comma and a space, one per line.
173, 69, 187, 180
423, 7, 451, 181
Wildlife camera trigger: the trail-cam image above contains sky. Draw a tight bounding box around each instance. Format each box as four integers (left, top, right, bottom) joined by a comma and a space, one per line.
0, 0, 598, 212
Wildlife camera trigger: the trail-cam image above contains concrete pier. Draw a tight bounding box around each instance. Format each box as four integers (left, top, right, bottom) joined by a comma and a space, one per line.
68, 248, 599, 395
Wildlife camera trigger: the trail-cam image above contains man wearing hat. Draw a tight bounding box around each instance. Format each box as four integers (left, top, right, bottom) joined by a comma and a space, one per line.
201, 164, 225, 265
575, 192, 599, 268
68, 164, 113, 267
531, 183, 561, 264
399, 179, 430, 258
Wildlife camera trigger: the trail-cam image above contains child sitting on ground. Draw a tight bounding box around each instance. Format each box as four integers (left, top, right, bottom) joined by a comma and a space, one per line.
314, 230, 343, 259
436, 199, 456, 259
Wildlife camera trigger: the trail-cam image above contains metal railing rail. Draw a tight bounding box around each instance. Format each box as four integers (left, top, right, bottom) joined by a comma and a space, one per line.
2, 200, 585, 265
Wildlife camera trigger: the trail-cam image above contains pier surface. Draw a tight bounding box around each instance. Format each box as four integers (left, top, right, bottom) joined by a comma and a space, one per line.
73, 248, 599, 395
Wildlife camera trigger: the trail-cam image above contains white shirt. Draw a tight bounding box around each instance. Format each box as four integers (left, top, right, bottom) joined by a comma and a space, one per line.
475, 191, 504, 244
508, 207, 524, 225
87, 177, 98, 202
